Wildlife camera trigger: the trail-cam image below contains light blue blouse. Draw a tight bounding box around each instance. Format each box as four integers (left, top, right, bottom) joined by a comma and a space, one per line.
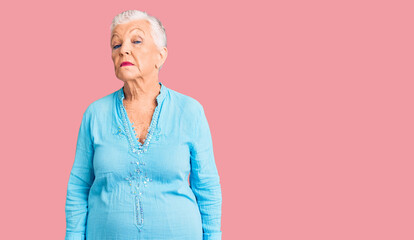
65, 82, 222, 240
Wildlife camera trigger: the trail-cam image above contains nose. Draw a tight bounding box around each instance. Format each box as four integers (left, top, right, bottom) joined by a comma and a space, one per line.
119, 43, 131, 55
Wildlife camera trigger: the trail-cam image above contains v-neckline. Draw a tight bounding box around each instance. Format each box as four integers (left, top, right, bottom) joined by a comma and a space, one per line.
122, 99, 157, 148
117, 82, 167, 154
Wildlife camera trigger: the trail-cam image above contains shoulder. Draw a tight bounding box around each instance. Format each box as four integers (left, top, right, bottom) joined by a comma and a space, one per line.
91, 90, 116, 111
167, 87, 204, 115
78, 90, 117, 135
82, 89, 118, 117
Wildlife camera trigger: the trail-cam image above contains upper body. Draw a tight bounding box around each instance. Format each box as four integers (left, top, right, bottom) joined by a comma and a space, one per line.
65, 10, 222, 240
65, 82, 222, 240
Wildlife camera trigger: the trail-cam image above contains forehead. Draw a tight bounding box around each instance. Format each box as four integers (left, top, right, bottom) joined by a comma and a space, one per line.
111, 19, 151, 38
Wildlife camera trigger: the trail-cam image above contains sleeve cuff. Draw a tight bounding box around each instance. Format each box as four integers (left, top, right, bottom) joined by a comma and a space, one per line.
65, 232, 85, 240
203, 231, 222, 240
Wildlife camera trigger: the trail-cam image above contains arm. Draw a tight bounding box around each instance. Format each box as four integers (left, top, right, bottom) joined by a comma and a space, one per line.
190, 104, 223, 240
65, 106, 95, 240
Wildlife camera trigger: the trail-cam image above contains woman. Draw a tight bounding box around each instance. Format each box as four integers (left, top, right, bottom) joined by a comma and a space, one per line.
65, 10, 222, 240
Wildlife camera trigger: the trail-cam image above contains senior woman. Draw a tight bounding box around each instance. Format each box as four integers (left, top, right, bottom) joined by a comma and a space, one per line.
64, 10, 222, 240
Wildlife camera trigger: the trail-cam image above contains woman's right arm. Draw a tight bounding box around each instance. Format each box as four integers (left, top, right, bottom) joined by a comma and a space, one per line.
65, 105, 95, 240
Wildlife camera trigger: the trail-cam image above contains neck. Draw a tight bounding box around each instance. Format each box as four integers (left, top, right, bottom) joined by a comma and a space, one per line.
123, 80, 161, 104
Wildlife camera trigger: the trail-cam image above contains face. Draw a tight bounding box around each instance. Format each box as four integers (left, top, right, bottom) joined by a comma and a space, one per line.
111, 19, 167, 81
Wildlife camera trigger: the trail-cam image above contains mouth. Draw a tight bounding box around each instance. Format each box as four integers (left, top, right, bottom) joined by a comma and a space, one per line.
120, 62, 134, 67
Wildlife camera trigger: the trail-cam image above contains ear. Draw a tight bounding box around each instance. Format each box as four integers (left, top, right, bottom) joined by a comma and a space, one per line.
157, 47, 168, 68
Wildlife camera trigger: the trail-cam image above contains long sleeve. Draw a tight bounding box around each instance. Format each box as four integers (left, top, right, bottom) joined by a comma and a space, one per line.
65, 106, 95, 240
189, 104, 222, 240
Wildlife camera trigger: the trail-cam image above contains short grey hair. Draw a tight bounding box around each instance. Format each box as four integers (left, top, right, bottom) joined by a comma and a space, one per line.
110, 10, 167, 51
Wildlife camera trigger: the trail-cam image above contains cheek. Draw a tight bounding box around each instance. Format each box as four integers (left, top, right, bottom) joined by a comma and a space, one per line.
139, 53, 156, 67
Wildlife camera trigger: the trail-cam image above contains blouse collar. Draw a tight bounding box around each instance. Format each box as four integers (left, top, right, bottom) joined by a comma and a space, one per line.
117, 81, 167, 104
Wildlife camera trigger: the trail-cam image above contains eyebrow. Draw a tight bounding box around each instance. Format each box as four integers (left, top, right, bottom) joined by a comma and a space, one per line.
111, 27, 145, 40
130, 27, 145, 35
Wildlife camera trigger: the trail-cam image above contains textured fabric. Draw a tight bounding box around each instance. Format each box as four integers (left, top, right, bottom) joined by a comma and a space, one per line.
65, 82, 222, 240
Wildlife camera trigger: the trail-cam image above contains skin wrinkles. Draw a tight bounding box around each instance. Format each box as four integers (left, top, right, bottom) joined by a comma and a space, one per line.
111, 27, 146, 41
111, 19, 168, 144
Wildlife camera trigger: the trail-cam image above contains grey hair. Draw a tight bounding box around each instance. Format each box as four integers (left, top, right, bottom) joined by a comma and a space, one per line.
110, 10, 167, 50
110, 10, 167, 70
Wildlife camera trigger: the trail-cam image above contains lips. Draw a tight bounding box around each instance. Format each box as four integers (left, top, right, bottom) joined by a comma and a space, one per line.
120, 61, 134, 67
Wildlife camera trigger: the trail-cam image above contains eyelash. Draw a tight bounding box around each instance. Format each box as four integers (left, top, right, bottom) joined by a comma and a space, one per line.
113, 40, 142, 49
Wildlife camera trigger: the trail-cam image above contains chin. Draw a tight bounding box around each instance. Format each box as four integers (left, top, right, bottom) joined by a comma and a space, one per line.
118, 75, 142, 82
117, 70, 139, 78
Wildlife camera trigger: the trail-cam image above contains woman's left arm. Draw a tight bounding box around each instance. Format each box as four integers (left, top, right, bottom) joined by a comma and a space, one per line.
190, 104, 222, 240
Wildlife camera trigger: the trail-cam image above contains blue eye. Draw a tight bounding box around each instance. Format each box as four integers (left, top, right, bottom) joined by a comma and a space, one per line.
112, 41, 141, 50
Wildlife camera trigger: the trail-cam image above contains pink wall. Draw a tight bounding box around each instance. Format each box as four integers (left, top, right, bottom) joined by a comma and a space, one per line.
1, 0, 413, 239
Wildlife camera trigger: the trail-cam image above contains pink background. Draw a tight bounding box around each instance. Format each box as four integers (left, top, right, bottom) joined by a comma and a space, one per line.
1, 0, 413, 239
